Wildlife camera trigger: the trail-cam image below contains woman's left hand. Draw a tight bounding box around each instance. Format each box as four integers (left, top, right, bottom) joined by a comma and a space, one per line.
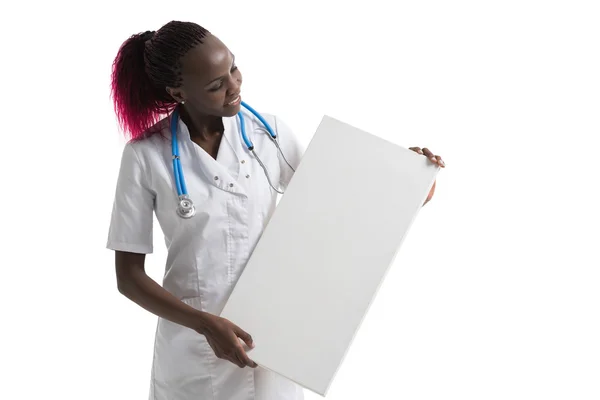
409, 147, 445, 206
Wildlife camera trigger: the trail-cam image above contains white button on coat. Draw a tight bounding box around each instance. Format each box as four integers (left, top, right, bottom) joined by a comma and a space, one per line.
106, 108, 305, 400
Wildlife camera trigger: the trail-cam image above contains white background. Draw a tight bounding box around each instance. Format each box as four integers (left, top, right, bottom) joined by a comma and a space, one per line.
1, 0, 599, 399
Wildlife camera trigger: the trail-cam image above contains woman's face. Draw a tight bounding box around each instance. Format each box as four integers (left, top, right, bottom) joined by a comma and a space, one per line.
167, 34, 243, 118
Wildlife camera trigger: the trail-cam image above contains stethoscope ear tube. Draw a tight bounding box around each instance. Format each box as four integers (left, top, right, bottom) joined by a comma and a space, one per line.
170, 102, 293, 218
251, 149, 284, 195
171, 108, 196, 218
171, 108, 186, 197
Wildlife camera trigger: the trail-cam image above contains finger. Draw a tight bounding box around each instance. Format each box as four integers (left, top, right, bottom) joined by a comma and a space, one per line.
215, 349, 233, 364
435, 155, 445, 167
207, 338, 227, 361
428, 181, 436, 199
234, 326, 255, 349
422, 148, 437, 162
409, 147, 423, 154
235, 346, 258, 368
208, 340, 242, 367
231, 357, 246, 368
226, 351, 245, 368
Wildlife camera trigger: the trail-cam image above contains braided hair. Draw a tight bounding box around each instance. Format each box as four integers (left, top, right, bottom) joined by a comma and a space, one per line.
110, 21, 210, 141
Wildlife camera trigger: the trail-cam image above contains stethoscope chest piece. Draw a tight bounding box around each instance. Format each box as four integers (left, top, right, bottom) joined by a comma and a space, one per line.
176, 195, 196, 219
170, 101, 295, 219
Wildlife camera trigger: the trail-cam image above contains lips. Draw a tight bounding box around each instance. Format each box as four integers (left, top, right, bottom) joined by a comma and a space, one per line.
225, 94, 241, 106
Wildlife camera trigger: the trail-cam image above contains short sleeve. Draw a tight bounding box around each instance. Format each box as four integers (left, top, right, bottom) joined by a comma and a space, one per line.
274, 116, 306, 190
106, 143, 155, 254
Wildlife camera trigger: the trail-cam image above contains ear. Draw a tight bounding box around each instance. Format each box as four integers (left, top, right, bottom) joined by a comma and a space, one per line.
166, 86, 186, 103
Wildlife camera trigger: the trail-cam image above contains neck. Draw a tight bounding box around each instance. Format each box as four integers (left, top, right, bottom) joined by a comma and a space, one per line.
179, 106, 224, 141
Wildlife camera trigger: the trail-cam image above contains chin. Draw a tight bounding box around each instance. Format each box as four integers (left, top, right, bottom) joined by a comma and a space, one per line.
222, 104, 242, 117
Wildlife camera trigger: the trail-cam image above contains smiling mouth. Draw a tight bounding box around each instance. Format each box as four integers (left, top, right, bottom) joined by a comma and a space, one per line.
225, 94, 241, 106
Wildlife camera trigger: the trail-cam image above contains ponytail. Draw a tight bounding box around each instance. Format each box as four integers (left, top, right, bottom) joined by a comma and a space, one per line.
110, 30, 170, 141
110, 22, 210, 141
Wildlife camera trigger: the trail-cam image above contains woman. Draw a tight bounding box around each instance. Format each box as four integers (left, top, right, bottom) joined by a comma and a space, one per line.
107, 20, 444, 400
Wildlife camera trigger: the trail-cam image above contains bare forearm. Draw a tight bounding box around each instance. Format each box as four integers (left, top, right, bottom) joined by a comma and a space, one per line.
118, 271, 212, 334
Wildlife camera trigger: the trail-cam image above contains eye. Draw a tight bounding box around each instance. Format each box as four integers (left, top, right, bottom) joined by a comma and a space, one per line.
209, 82, 223, 92
208, 65, 239, 92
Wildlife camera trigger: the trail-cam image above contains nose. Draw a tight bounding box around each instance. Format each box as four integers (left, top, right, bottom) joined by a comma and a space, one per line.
226, 75, 241, 94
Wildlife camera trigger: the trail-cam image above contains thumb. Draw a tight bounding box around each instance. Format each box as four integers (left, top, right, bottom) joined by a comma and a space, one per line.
234, 326, 255, 349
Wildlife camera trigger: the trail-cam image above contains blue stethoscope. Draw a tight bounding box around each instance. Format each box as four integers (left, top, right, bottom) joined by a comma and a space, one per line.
171, 100, 295, 219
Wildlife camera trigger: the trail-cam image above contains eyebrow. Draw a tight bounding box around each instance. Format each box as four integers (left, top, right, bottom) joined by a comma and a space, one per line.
205, 53, 236, 87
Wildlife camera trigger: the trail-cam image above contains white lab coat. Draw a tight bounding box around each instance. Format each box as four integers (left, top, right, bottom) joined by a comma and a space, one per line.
106, 107, 306, 400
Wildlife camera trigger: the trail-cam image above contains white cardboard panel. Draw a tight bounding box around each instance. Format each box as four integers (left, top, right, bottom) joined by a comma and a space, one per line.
220, 115, 440, 396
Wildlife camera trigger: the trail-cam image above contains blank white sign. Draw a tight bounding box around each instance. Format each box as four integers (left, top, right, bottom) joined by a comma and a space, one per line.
220, 115, 440, 396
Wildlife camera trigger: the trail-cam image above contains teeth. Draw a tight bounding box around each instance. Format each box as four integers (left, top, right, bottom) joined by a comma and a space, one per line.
228, 96, 240, 105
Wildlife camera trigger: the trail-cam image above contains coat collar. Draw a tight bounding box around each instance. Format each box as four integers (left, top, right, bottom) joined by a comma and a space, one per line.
174, 114, 248, 197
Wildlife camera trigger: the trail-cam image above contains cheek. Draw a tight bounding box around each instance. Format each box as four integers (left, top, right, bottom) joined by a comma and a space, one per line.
204, 92, 226, 108
184, 92, 223, 114
189, 87, 223, 104
234, 69, 243, 83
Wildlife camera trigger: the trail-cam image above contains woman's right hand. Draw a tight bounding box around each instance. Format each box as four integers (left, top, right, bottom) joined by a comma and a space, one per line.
200, 314, 258, 368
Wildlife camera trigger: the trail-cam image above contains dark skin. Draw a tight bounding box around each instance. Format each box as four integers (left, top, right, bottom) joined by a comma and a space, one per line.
115, 33, 446, 370
413, 147, 445, 206
167, 35, 243, 159
116, 34, 257, 369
